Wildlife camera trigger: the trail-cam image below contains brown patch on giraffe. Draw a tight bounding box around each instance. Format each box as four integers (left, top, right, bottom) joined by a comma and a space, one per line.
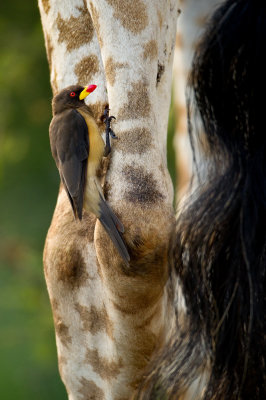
143, 40, 158, 60
85, 348, 123, 380
104, 272, 163, 313
51, 300, 72, 347
130, 233, 169, 272
75, 303, 114, 338
135, 303, 162, 329
44, 191, 96, 286
176, 32, 184, 48
56, 246, 91, 287
115, 127, 152, 154
56, 2, 94, 52
105, 57, 127, 86
111, 298, 151, 315
41, 0, 50, 14
89, 2, 103, 47
74, 55, 99, 86
157, 10, 163, 30
128, 330, 161, 389
117, 81, 151, 120
123, 165, 164, 205
110, 252, 167, 314
78, 377, 104, 400
106, 0, 148, 34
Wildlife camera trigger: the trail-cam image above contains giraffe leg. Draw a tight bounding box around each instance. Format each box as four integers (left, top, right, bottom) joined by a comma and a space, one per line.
39, 0, 178, 398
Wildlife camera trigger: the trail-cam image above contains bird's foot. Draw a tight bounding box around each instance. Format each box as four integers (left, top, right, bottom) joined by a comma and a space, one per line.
109, 128, 117, 139
103, 106, 117, 156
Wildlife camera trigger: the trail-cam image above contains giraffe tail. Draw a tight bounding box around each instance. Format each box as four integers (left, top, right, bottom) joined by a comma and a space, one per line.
98, 194, 130, 266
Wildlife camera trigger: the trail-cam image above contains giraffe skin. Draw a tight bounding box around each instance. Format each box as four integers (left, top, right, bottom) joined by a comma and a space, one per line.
39, 0, 178, 399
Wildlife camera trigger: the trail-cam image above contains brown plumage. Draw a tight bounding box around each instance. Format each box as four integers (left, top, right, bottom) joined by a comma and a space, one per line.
49, 85, 130, 265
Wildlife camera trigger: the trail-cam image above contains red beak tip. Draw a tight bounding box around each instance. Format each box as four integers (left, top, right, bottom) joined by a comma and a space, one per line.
87, 84, 97, 93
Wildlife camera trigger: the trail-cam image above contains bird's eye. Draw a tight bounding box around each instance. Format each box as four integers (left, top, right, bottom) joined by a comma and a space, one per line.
70, 92, 76, 97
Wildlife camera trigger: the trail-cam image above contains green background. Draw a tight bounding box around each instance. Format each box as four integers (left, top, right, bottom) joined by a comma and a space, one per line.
0, 2, 176, 399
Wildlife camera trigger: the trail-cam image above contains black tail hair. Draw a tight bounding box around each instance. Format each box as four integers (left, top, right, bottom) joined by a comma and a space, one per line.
137, 0, 266, 398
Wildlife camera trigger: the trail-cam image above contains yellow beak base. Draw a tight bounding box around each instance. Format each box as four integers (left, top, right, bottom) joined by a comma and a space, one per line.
79, 84, 97, 100
79, 88, 90, 100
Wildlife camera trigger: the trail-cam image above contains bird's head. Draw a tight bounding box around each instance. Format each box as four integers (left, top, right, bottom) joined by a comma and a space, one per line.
52, 84, 97, 114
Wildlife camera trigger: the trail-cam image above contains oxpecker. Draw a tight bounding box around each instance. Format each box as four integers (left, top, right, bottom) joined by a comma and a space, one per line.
49, 85, 130, 264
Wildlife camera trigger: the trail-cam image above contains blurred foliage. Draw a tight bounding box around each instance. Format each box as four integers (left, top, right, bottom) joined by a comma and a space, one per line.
0, 2, 176, 399
0, 2, 66, 399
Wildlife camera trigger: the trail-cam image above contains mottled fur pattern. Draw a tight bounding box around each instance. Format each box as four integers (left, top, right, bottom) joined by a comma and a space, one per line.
137, 1, 266, 398
39, 1, 178, 398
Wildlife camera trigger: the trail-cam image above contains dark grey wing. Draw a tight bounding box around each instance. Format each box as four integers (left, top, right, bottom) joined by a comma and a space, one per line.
49, 109, 89, 219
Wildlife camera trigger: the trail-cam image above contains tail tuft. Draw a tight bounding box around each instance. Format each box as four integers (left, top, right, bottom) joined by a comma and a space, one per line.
136, 0, 266, 398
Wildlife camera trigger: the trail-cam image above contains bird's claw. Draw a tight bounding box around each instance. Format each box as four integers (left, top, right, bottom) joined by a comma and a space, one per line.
102, 106, 109, 120
103, 107, 115, 121
110, 129, 117, 139
103, 106, 117, 156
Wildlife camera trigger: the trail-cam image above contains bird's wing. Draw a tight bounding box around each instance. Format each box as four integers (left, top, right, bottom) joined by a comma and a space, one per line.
49, 109, 89, 219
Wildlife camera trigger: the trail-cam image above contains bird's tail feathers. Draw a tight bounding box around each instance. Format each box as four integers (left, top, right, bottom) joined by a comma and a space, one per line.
98, 194, 130, 266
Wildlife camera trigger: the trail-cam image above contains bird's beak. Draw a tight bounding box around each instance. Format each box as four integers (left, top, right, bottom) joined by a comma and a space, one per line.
79, 84, 97, 100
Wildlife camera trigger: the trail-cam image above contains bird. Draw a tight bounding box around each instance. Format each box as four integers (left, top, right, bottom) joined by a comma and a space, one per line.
49, 84, 130, 265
